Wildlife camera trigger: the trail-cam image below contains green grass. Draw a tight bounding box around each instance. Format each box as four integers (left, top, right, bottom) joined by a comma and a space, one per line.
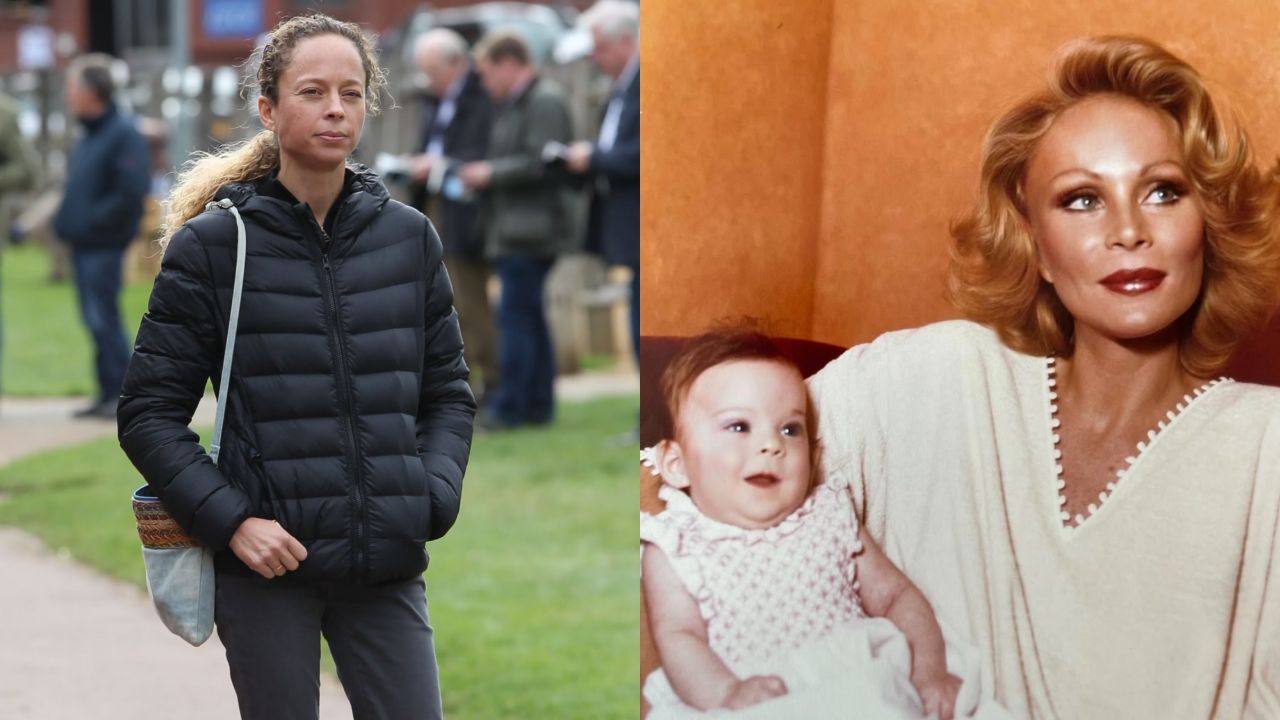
0, 396, 640, 719
0, 245, 626, 395
1, 244, 152, 396
578, 352, 620, 373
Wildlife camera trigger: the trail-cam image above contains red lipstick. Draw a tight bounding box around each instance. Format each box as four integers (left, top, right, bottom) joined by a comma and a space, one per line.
1100, 268, 1165, 295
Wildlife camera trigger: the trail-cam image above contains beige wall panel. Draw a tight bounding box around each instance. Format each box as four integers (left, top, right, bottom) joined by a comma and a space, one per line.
640, 0, 834, 337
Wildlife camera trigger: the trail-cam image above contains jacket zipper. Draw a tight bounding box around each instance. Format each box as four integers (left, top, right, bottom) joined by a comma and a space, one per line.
311, 215, 369, 582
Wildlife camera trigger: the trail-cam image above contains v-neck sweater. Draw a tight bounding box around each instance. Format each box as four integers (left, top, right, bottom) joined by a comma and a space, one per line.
808, 320, 1280, 719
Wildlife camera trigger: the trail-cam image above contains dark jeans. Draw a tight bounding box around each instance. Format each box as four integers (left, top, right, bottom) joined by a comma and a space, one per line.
215, 571, 443, 720
489, 255, 555, 425
70, 248, 130, 403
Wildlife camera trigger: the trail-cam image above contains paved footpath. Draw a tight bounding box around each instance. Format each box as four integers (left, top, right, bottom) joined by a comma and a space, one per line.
0, 372, 638, 719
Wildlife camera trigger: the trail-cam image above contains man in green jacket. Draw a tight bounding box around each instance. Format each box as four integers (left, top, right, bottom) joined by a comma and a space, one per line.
0, 90, 39, 401
459, 31, 575, 430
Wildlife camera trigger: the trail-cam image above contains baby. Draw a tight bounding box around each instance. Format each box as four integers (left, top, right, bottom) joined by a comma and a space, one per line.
641, 327, 976, 719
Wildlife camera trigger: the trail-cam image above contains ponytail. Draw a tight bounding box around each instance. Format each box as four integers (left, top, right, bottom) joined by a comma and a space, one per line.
159, 130, 278, 249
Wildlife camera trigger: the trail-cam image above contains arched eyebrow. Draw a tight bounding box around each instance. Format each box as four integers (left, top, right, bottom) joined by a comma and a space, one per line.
291, 76, 364, 88
1140, 160, 1187, 174
1048, 159, 1185, 185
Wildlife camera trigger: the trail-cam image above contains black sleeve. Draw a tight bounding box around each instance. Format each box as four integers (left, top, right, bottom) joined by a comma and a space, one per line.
415, 219, 477, 540
118, 221, 252, 550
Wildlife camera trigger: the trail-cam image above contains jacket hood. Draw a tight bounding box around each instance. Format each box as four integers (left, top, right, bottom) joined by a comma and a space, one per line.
215, 164, 390, 240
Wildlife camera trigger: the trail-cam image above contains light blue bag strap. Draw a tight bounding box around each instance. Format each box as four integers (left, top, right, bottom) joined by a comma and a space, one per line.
204, 198, 246, 466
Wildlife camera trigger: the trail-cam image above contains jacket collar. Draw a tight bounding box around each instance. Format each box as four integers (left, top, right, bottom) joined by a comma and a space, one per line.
78, 103, 118, 134
614, 55, 639, 94
461, 68, 485, 100
215, 164, 389, 241
503, 75, 539, 109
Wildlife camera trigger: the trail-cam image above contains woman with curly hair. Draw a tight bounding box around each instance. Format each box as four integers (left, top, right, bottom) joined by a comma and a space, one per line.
809, 36, 1280, 717
118, 13, 474, 719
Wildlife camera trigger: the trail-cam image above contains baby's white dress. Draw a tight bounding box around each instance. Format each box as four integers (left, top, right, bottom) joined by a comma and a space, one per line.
641, 473, 996, 719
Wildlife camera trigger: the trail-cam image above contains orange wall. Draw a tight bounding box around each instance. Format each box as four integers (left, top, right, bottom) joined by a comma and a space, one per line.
643, 0, 1280, 345
641, 0, 833, 337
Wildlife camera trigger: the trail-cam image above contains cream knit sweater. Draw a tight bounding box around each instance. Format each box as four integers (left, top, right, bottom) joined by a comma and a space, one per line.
808, 320, 1280, 719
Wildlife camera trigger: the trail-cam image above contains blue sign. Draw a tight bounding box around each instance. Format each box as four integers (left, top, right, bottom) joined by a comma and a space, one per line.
203, 0, 263, 39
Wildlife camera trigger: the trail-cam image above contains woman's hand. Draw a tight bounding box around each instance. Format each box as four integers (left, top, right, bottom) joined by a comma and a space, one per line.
912, 670, 963, 720
722, 675, 788, 710
229, 518, 308, 579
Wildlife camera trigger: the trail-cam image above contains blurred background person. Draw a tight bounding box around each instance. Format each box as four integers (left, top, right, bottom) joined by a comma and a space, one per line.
0, 87, 39, 404
53, 53, 150, 419
459, 31, 576, 430
408, 27, 499, 404
567, 0, 639, 376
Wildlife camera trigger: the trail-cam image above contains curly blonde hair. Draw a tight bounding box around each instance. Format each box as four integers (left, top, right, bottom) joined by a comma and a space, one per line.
160, 13, 389, 247
948, 35, 1280, 377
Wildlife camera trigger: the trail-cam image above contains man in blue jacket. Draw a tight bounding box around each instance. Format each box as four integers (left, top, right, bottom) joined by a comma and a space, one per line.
53, 54, 150, 419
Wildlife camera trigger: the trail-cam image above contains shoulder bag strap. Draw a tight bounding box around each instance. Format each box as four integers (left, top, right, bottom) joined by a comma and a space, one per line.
204, 198, 246, 466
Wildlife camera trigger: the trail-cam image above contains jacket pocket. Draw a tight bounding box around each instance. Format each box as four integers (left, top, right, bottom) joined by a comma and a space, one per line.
243, 446, 287, 527
411, 448, 433, 543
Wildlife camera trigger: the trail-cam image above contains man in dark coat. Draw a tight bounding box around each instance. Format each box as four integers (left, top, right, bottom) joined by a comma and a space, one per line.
53, 54, 150, 418
568, 1, 640, 368
459, 32, 575, 430
408, 28, 498, 401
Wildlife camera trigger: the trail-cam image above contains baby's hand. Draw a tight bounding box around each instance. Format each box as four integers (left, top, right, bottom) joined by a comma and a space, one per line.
913, 671, 963, 719
722, 675, 788, 709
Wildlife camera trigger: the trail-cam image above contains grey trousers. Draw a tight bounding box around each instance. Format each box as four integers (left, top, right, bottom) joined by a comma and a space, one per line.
215, 570, 443, 720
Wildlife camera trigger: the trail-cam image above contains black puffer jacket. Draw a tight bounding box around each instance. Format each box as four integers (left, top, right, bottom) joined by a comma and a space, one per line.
119, 168, 475, 585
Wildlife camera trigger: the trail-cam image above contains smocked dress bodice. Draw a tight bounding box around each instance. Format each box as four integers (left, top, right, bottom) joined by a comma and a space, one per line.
642, 477, 864, 670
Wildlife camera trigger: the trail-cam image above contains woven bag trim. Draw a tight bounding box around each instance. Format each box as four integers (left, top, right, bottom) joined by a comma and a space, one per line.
133, 499, 201, 549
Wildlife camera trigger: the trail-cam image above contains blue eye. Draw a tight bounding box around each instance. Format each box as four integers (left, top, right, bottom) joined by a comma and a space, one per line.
1146, 183, 1182, 205
1062, 192, 1100, 211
